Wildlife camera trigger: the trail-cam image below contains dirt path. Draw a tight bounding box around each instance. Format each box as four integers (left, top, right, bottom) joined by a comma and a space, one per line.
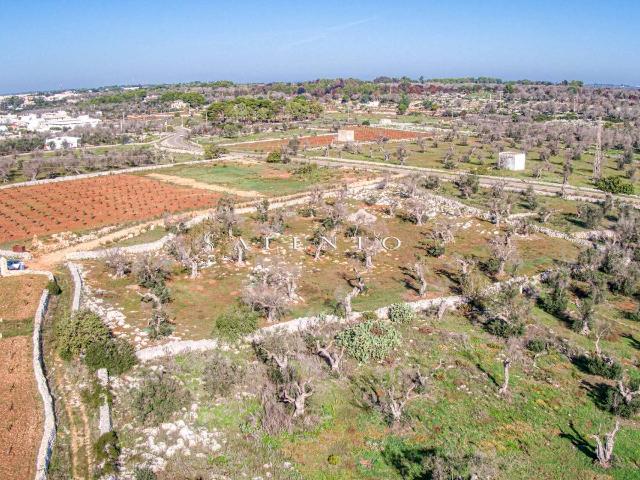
59, 365, 94, 479
147, 172, 263, 198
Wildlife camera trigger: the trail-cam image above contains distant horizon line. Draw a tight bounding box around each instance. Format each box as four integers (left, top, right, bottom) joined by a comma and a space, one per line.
2, 76, 639, 97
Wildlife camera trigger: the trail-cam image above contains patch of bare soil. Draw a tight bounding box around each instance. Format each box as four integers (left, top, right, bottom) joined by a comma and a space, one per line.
147, 173, 263, 198
0, 336, 42, 480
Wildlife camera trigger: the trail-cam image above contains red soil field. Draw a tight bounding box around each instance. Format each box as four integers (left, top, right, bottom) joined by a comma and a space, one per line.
0, 336, 42, 480
0, 174, 222, 242
230, 127, 422, 152
0, 275, 47, 320
231, 133, 336, 152
351, 126, 425, 141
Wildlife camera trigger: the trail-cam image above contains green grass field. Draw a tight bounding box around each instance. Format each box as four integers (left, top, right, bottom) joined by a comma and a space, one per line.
143, 162, 374, 197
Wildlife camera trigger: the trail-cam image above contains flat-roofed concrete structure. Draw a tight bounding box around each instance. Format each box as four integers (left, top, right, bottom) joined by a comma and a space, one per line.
498, 151, 526, 171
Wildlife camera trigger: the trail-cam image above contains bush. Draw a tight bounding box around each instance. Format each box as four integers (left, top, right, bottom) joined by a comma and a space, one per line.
595, 176, 634, 195
526, 338, 548, 353
266, 151, 282, 163
540, 288, 569, 318
605, 378, 640, 417
481, 257, 501, 276
388, 303, 415, 324
84, 337, 137, 375
80, 379, 111, 409
485, 316, 524, 338
215, 305, 260, 341
577, 203, 604, 228
425, 243, 445, 258
581, 355, 623, 380
423, 175, 440, 190
132, 373, 190, 424
46, 279, 62, 295
203, 144, 228, 159
55, 309, 110, 360
336, 320, 400, 362
134, 467, 157, 480
327, 454, 341, 465
94, 431, 120, 477
202, 354, 243, 397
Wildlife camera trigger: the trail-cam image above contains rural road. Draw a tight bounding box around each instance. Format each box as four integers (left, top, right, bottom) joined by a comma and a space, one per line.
292, 154, 640, 206
157, 127, 204, 155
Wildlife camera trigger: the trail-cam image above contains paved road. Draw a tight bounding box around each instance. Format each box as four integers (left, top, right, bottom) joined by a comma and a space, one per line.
157, 127, 203, 154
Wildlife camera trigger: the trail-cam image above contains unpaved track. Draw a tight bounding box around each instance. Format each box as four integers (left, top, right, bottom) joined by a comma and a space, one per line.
298, 155, 640, 206
147, 173, 263, 198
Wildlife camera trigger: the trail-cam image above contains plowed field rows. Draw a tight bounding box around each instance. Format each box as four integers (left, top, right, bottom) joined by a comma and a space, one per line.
0, 174, 222, 242
231, 127, 423, 152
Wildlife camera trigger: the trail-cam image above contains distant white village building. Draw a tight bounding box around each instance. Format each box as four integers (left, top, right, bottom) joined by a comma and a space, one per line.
379, 118, 393, 125
498, 151, 526, 171
44, 136, 80, 150
337, 129, 355, 142
170, 100, 188, 110
8, 110, 102, 133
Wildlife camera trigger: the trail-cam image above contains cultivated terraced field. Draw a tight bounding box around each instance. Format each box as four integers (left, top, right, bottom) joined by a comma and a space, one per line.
0, 175, 222, 242
230, 126, 425, 152
0, 275, 48, 480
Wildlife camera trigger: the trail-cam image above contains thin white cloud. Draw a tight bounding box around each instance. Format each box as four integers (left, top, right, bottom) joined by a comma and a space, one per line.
283, 17, 377, 48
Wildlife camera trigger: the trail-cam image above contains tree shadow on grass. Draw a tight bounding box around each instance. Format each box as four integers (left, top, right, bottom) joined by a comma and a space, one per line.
399, 265, 421, 295
622, 333, 640, 351
475, 362, 499, 388
580, 379, 612, 413
558, 421, 596, 462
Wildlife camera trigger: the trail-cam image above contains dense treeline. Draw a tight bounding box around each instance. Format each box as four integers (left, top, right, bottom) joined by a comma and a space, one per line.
205, 95, 322, 126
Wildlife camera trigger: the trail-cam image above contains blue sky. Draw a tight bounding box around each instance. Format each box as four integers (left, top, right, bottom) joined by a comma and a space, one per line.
0, 0, 638, 93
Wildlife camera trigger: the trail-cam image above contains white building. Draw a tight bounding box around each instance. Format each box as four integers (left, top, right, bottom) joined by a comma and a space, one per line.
337, 129, 355, 142
44, 136, 80, 150
19, 110, 101, 132
498, 151, 526, 171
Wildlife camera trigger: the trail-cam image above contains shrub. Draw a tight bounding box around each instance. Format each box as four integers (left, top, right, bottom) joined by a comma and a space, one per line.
605, 379, 640, 418
481, 257, 501, 276
425, 243, 445, 258
266, 151, 282, 163
215, 304, 259, 341
423, 175, 440, 190
526, 338, 548, 353
336, 320, 400, 362
134, 467, 157, 480
80, 379, 111, 409
327, 454, 341, 465
388, 303, 415, 324
203, 144, 228, 159
55, 309, 110, 360
84, 337, 137, 375
46, 279, 62, 295
577, 203, 604, 228
540, 288, 569, 318
202, 354, 243, 397
485, 316, 524, 338
94, 431, 120, 477
132, 373, 190, 425
581, 355, 623, 380
595, 176, 634, 195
